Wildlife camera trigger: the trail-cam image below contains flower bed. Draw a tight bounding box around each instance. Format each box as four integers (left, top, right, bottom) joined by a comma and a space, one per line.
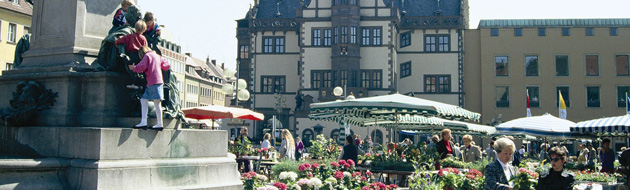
243, 159, 399, 190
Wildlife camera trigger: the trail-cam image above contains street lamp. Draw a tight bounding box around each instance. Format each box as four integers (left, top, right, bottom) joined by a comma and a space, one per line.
221, 68, 250, 105
271, 93, 287, 146
333, 85, 354, 145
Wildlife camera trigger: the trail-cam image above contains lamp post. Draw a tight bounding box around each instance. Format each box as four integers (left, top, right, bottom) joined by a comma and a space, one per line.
222, 67, 251, 135
333, 85, 355, 145
272, 93, 287, 146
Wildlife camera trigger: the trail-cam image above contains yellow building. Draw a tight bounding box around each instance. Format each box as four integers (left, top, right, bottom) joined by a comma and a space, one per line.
0, 0, 31, 74
464, 19, 630, 124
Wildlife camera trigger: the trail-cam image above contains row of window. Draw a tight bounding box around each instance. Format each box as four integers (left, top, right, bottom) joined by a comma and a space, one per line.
0, 20, 29, 43
186, 84, 199, 94
184, 102, 199, 108
311, 27, 382, 47
399, 32, 451, 52
495, 54, 629, 77
495, 86, 630, 108
490, 27, 619, 37
310, 70, 383, 89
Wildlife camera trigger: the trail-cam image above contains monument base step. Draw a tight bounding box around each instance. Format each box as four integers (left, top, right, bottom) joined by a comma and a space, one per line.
0, 156, 243, 190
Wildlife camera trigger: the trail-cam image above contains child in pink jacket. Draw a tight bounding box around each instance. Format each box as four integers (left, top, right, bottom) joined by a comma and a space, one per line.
132, 46, 170, 130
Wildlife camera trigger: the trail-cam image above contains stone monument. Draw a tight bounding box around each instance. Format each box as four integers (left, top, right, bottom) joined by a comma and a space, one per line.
0, 0, 242, 189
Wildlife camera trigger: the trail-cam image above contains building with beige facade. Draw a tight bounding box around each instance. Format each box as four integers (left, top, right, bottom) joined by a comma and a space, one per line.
464, 19, 630, 126
236, 0, 469, 145
0, 0, 31, 74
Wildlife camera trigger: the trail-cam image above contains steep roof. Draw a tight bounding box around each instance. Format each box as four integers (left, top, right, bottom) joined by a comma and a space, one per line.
0, 0, 33, 16
254, 0, 461, 19
479, 18, 630, 28
255, 0, 311, 18
386, 0, 461, 17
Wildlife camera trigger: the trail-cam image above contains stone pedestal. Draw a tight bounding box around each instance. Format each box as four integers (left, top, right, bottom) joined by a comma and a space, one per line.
0, 127, 242, 190
0, 0, 243, 189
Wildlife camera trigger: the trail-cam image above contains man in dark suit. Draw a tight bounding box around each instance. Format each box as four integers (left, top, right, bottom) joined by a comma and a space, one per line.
485, 138, 517, 190
436, 129, 455, 159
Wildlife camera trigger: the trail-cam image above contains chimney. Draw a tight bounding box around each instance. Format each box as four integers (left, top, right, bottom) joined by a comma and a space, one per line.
221, 63, 225, 70
206, 56, 210, 65
211, 59, 217, 66
185, 53, 192, 57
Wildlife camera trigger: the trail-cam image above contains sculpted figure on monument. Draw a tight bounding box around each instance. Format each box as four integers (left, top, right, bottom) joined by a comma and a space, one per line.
94, 4, 183, 121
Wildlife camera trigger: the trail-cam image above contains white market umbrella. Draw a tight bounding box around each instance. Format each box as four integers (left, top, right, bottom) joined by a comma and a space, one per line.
496, 113, 574, 139
571, 115, 630, 135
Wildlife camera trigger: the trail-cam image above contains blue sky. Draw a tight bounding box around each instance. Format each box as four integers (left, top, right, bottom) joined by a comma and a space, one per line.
138, 0, 630, 70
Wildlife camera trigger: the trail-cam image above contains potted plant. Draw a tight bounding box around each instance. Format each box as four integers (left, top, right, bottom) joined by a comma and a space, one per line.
510, 168, 539, 190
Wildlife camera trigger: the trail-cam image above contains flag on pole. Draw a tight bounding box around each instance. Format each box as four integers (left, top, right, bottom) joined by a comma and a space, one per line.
559, 91, 567, 119
626, 92, 630, 115
526, 90, 532, 117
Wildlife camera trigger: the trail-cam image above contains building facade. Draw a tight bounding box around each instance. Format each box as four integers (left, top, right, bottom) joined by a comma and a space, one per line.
157, 26, 186, 103
464, 19, 630, 125
0, 0, 31, 74
236, 0, 469, 145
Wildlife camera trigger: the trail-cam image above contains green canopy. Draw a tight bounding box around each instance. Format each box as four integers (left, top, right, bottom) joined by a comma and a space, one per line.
310, 94, 480, 121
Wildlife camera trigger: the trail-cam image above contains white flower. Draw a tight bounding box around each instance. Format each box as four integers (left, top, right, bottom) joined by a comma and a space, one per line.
288, 171, 298, 181
279, 171, 298, 181
325, 177, 337, 184
297, 178, 310, 186
308, 178, 323, 189
343, 172, 351, 178
257, 186, 279, 190
291, 184, 301, 190
279, 172, 289, 180
257, 175, 268, 181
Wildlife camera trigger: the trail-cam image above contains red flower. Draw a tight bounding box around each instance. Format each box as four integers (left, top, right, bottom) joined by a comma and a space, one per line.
365, 153, 371, 157
377, 182, 387, 189
347, 159, 355, 166
338, 160, 347, 165
312, 163, 320, 168
344, 163, 351, 168
362, 186, 370, 190
361, 176, 367, 181
468, 169, 483, 177
303, 163, 311, 168
353, 172, 361, 177
298, 165, 307, 171
389, 184, 398, 189
273, 182, 288, 190
366, 171, 373, 176
331, 161, 340, 167
335, 171, 344, 179
308, 173, 314, 178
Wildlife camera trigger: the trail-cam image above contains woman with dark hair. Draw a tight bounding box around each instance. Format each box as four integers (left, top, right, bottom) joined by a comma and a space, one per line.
536, 146, 574, 190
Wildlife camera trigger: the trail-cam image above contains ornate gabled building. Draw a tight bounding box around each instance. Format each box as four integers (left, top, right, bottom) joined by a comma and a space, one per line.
236, 0, 469, 145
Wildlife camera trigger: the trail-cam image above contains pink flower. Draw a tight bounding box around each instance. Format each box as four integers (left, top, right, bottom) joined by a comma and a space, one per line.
311, 163, 319, 168
344, 163, 351, 168
365, 153, 371, 157
366, 171, 373, 176
347, 159, 355, 166
361, 176, 367, 181
334, 171, 344, 179
377, 182, 387, 189
353, 172, 361, 177
389, 184, 398, 189
330, 162, 340, 167
298, 165, 307, 171
303, 163, 311, 169
338, 160, 347, 165
273, 182, 288, 190
362, 186, 370, 190
307, 173, 313, 178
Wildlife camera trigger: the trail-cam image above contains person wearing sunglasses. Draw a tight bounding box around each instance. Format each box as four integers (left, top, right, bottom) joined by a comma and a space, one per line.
536, 146, 575, 190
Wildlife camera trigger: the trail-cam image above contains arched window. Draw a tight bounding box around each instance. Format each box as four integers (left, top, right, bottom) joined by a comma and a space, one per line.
330, 129, 339, 141
302, 129, 314, 146
371, 129, 383, 145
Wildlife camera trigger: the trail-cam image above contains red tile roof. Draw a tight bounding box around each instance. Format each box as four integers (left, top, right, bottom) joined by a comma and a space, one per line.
0, 0, 33, 16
